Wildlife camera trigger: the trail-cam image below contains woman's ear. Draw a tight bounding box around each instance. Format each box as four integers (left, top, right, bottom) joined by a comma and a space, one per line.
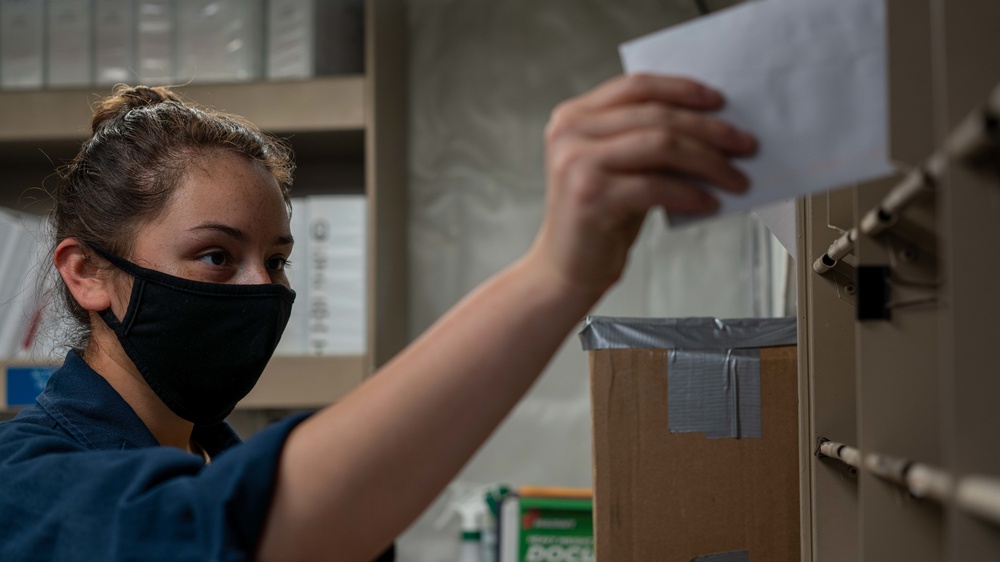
54, 238, 113, 313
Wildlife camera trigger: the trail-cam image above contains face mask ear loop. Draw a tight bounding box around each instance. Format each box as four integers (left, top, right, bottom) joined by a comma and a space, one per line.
99, 280, 145, 337
97, 308, 123, 332
85, 242, 144, 335
85, 242, 139, 276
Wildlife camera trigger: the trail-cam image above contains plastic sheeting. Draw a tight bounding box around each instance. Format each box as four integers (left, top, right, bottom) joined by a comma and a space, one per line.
0, 209, 69, 363
403, 1, 776, 560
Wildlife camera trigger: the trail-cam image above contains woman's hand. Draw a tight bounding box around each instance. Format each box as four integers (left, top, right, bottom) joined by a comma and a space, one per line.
529, 73, 758, 299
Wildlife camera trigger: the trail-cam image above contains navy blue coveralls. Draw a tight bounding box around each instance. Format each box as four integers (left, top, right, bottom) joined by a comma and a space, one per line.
0, 349, 308, 561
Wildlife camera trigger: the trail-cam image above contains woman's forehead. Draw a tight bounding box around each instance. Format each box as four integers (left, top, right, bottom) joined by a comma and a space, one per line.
152, 153, 290, 237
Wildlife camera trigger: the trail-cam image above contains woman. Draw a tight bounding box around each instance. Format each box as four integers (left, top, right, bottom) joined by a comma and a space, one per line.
0, 74, 755, 561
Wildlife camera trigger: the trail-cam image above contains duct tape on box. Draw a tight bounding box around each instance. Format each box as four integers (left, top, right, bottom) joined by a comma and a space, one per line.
668, 348, 762, 439
692, 550, 750, 562
580, 317, 795, 440
578, 316, 796, 351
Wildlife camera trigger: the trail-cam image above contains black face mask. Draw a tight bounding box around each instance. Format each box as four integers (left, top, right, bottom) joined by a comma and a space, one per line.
88, 244, 295, 425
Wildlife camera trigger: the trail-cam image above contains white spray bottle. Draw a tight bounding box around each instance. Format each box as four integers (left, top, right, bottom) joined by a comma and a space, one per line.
456, 492, 487, 562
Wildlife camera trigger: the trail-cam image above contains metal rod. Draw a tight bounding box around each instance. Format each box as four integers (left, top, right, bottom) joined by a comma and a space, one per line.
945, 92, 999, 167
814, 81, 1000, 276
957, 475, 1000, 527
812, 228, 857, 275
817, 441, 953, 504
859, 169, 934, 237
817, 439, 861, 468
865, 452, 953, 503
906, 463, 952, 503
865, 451, 911, 483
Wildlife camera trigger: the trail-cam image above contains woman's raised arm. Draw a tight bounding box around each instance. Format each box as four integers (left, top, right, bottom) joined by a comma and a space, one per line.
257, 74, 757, 562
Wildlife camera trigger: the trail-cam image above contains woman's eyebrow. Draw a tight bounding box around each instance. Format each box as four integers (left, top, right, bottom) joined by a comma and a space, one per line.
189, 223, 246, 241
190, 223, 293, 246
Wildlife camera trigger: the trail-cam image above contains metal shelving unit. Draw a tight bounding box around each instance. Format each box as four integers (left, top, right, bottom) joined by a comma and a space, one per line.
0, 0, 408, 411
797, 1, 1000, 559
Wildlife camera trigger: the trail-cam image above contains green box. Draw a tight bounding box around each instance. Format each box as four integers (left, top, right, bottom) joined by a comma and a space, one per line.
518, 496, 594, 562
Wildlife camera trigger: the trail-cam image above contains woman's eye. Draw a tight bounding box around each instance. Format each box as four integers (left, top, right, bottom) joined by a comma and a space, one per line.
267, 257, 290, 271
199, 251, 230, 267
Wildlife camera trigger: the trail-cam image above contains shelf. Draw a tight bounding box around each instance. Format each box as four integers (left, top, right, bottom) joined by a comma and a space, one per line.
0, 76, 369, 211
238, 355, 366, 409
0, 75, 366, 143
1, 355, 365, 411
0, 0, 407, 414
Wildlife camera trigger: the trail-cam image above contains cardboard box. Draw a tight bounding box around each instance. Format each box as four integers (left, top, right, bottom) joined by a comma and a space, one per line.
582, 317, 799, 562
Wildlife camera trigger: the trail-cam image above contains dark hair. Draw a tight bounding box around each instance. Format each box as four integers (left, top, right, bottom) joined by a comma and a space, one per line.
53, 84, 295, 347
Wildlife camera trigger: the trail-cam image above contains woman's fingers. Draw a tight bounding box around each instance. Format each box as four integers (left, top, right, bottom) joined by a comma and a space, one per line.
605, 173, 720, 216
591, 128, 750, 192
546, 74, 756, 195
566, 73, 726, 113
572, 102, 757, 156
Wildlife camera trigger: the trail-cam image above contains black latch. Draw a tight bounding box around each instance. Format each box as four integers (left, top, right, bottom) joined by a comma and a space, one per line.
857, 266, 891, 321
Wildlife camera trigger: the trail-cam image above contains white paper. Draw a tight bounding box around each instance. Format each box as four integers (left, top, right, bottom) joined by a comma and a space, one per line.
0, 210, 52, 360
620, 0, 893, 225
303, 194, 366, 356
754, 198, 797, 260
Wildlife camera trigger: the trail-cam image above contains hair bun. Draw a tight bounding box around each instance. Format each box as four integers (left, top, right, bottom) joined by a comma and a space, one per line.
91, 85, 183, 134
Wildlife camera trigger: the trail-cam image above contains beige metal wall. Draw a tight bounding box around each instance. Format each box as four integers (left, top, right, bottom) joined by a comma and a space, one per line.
936, 0, 1000, 558
799, 1, 1000, 559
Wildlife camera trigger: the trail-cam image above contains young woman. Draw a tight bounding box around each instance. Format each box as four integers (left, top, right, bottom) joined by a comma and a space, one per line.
0, 74, 756, 561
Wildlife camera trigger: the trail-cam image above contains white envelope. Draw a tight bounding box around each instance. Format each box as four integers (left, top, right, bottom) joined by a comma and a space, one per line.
620, 0, 894, 226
